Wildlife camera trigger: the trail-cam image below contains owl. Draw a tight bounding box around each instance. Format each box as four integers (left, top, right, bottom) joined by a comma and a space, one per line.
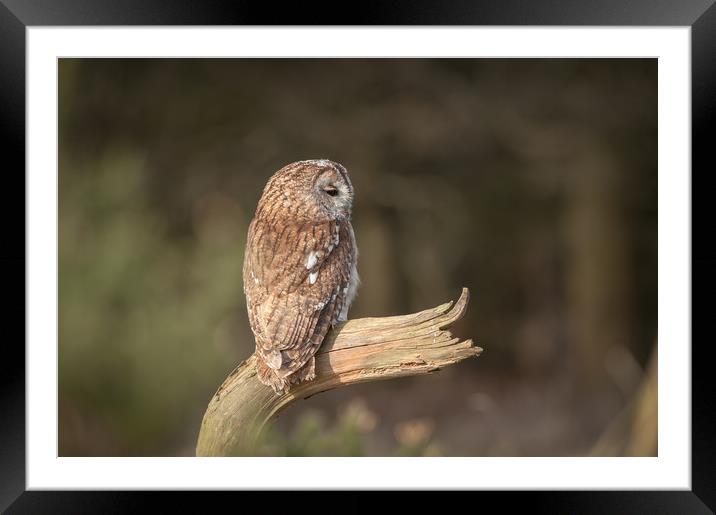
243, 159, 359, 394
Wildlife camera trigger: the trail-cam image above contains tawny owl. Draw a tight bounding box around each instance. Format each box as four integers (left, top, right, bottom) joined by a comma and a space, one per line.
243, 159, 359, 394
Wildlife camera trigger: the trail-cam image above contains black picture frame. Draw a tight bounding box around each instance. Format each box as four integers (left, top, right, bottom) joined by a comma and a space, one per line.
2, 1, 713, 512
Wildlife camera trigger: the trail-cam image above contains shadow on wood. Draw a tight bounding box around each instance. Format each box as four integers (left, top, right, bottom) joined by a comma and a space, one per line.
196, 287, 480, 456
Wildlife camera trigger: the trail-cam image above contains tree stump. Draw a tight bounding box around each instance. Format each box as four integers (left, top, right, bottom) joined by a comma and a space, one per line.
196, 287, 480, 456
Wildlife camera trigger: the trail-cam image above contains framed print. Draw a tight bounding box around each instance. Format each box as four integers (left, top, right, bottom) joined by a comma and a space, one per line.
2, 0, 713, 512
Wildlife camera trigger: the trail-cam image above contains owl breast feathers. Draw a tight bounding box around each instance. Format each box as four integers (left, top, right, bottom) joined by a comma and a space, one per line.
243, 160, 359, 394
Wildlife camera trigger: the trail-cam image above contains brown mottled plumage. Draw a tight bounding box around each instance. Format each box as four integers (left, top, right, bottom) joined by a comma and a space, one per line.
243, 160, 359, 394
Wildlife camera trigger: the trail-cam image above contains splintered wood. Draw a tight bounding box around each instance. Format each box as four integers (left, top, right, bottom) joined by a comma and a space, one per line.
196, 288, 480, 456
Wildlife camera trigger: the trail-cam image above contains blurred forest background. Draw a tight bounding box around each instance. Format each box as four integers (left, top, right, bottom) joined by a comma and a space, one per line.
59, 58, 657, 457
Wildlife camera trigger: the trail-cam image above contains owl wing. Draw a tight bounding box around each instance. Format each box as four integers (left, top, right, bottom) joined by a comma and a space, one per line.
243, 218, 354, 378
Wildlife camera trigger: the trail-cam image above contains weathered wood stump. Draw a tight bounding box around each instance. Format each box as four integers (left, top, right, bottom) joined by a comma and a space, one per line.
196, 287, 480, 456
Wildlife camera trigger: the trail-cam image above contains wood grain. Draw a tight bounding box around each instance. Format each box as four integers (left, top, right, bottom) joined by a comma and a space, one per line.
196, 287, 480, 456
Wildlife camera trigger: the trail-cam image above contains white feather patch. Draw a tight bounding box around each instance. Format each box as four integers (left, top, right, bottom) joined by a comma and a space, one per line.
309, 271, 319, 284
266, 350, 283, 370
306, 250, 319, 270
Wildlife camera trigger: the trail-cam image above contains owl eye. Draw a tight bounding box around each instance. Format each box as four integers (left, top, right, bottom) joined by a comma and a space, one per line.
323, 186, 339, 197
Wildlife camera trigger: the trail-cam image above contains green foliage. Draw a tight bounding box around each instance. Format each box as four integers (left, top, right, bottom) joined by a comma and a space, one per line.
59, 149, 249, 455
250, 400, 440, 457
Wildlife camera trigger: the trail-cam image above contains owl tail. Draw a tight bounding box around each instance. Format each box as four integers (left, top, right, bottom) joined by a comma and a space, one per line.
256, 356, 317, 394
256, 358, 289, 394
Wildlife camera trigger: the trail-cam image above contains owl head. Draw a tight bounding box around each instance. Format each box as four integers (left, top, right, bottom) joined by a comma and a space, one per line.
255, 159, 354, 222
